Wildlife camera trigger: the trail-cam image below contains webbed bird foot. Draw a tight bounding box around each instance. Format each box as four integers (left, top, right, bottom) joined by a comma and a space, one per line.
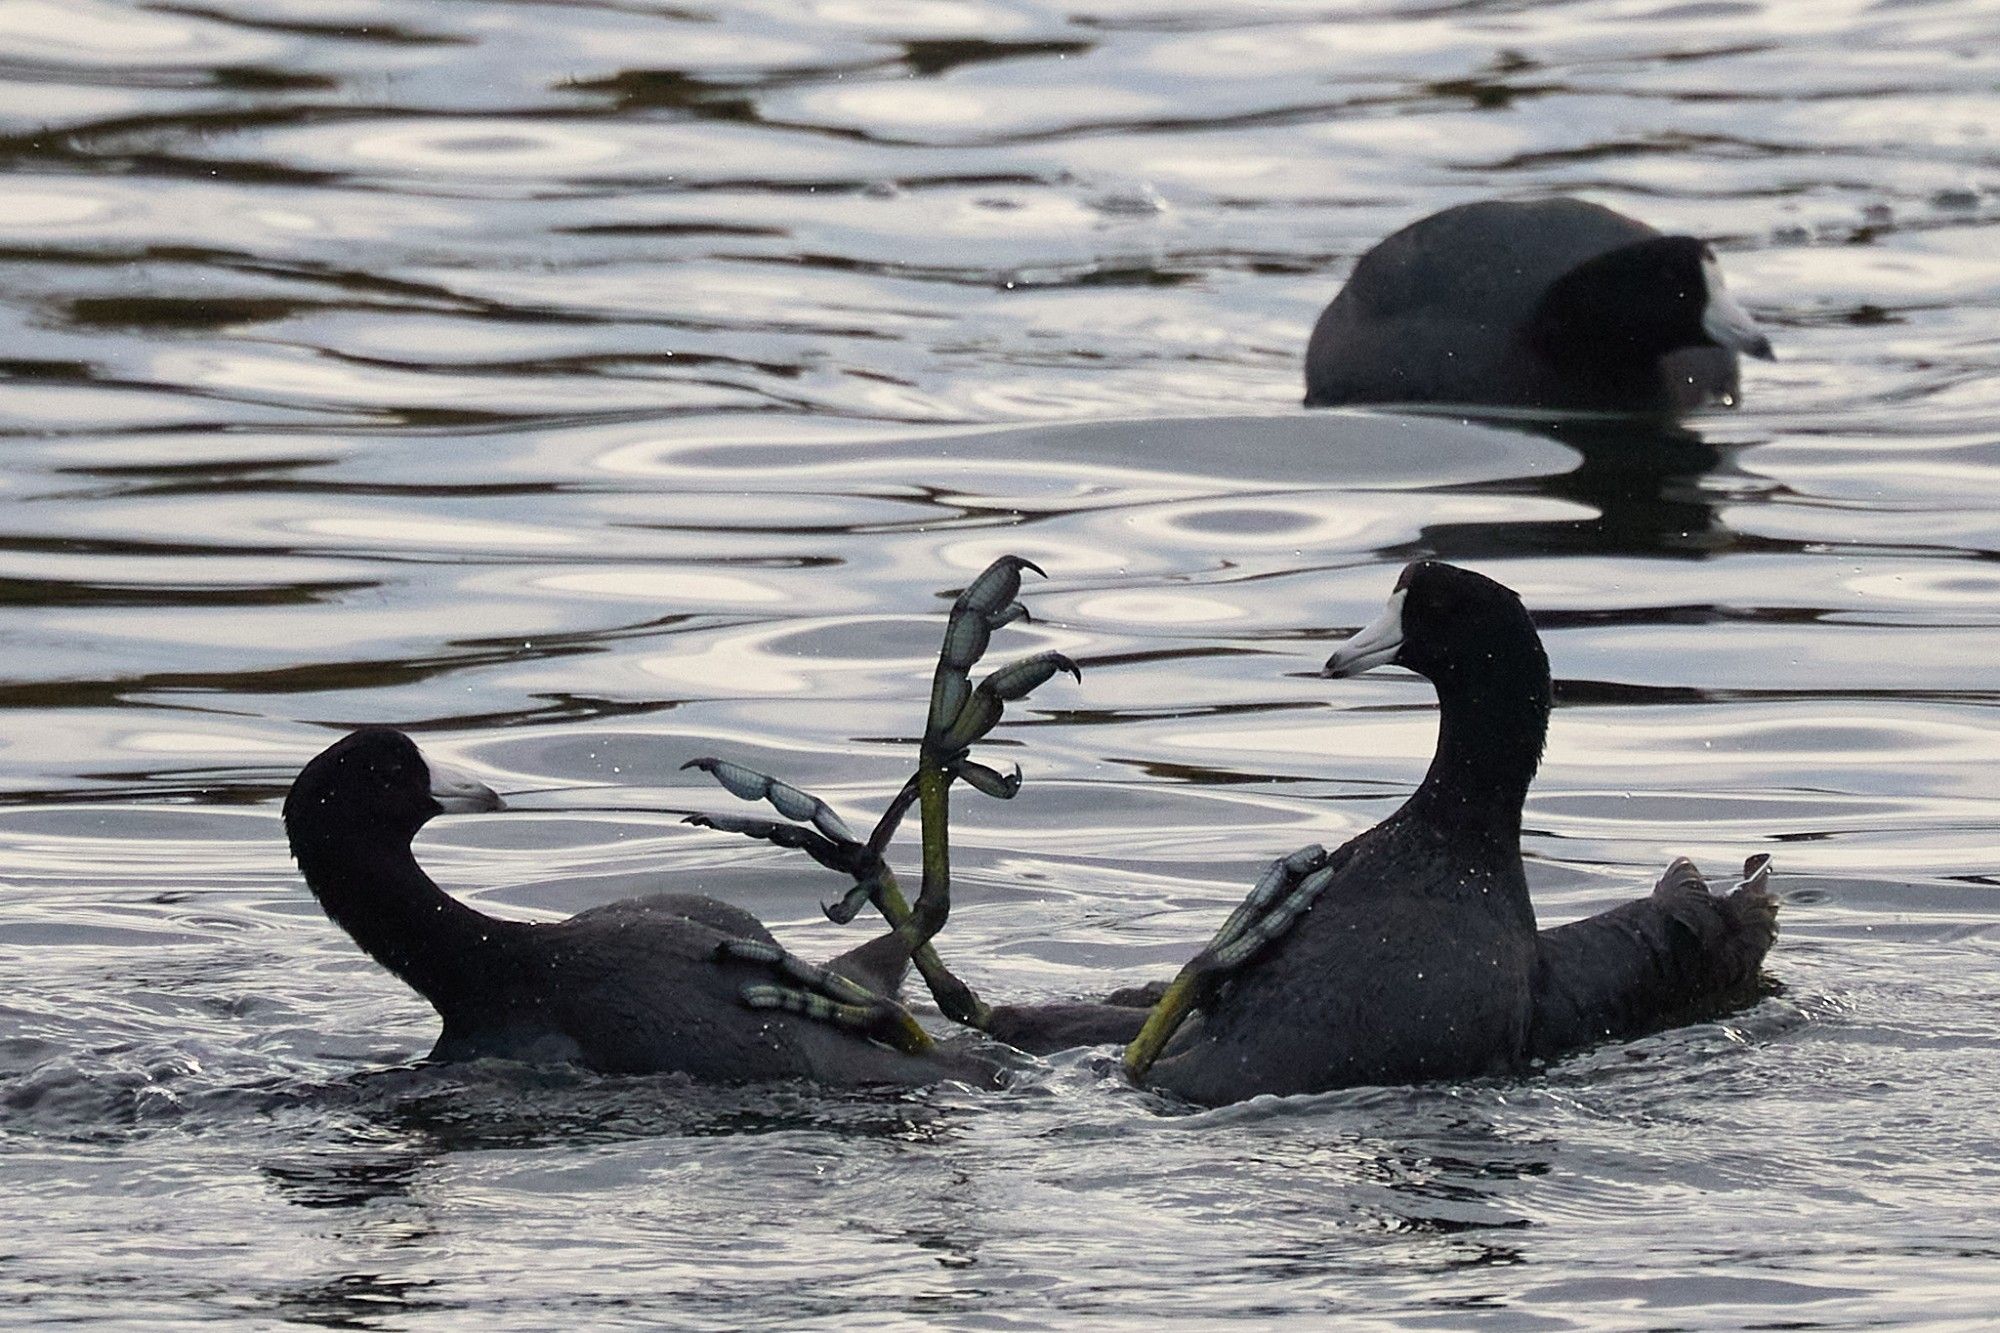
1123, 843, 1334, 1080
716, 938, 933, 1055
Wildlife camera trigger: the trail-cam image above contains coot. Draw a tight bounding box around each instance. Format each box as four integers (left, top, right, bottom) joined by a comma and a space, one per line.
1125, 561, 1778, 1103
1304, 199, 1774, 412
285, 727, 995, 1086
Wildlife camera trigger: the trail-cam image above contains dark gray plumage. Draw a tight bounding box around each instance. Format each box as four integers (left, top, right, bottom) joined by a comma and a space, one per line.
1529, 856, 1777, 1060
1139, 562, 1777, 1105
284, 728, 991, 1087
982, 982, 1168, 1053
1304, 199, 1772, 412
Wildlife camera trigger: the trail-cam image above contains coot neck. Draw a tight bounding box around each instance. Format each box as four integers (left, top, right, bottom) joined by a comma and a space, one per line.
292, 830, 507, 1013
1403, 642, 1551, 841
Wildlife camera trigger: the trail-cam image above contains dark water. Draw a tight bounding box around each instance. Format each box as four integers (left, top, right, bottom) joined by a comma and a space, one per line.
3, 0, 1999, 1326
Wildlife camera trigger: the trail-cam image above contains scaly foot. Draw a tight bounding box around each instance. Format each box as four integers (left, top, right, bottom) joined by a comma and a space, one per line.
685, 555, 1080, 1036
906, 556, 1078, 953
715, 937, 933, 1055
1123, 842, 1340, 1080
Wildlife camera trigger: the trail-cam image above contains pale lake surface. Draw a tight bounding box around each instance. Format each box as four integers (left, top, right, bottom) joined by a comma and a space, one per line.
2, 0, 1998, 1327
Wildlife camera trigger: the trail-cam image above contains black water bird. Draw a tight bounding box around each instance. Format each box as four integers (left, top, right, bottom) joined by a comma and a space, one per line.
1304, 198, 1775, 413
1123, 561, 1778, 1103
687, 559, 1776, 1102
283, 727, 995, 1086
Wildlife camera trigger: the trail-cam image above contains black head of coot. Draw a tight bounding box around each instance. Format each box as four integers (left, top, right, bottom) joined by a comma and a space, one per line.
284, 726, 501, 857
1323, 560, 1542, 688
1528, 235, 1775, 370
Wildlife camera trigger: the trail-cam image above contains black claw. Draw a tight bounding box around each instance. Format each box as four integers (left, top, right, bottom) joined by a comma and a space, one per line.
956, 760, 1023, 799
825, 881, 876, 925
926, 558, 1065, 753
985, 652, 1082, 701
957, 556, 1045, 619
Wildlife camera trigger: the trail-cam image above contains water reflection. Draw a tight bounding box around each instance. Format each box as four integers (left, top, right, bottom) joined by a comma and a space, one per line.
1394, 415, 1742, 562
268, 1272, 446, 1330
303, 1063, 963, 1157
263, 1151, 429, 1212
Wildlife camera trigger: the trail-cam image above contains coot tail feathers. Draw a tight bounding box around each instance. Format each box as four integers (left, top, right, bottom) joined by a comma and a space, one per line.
1528, 854, 1779, 1062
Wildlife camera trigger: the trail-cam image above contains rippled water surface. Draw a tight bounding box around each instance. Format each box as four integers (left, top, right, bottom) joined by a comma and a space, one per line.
3, 0, 1999, 1326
